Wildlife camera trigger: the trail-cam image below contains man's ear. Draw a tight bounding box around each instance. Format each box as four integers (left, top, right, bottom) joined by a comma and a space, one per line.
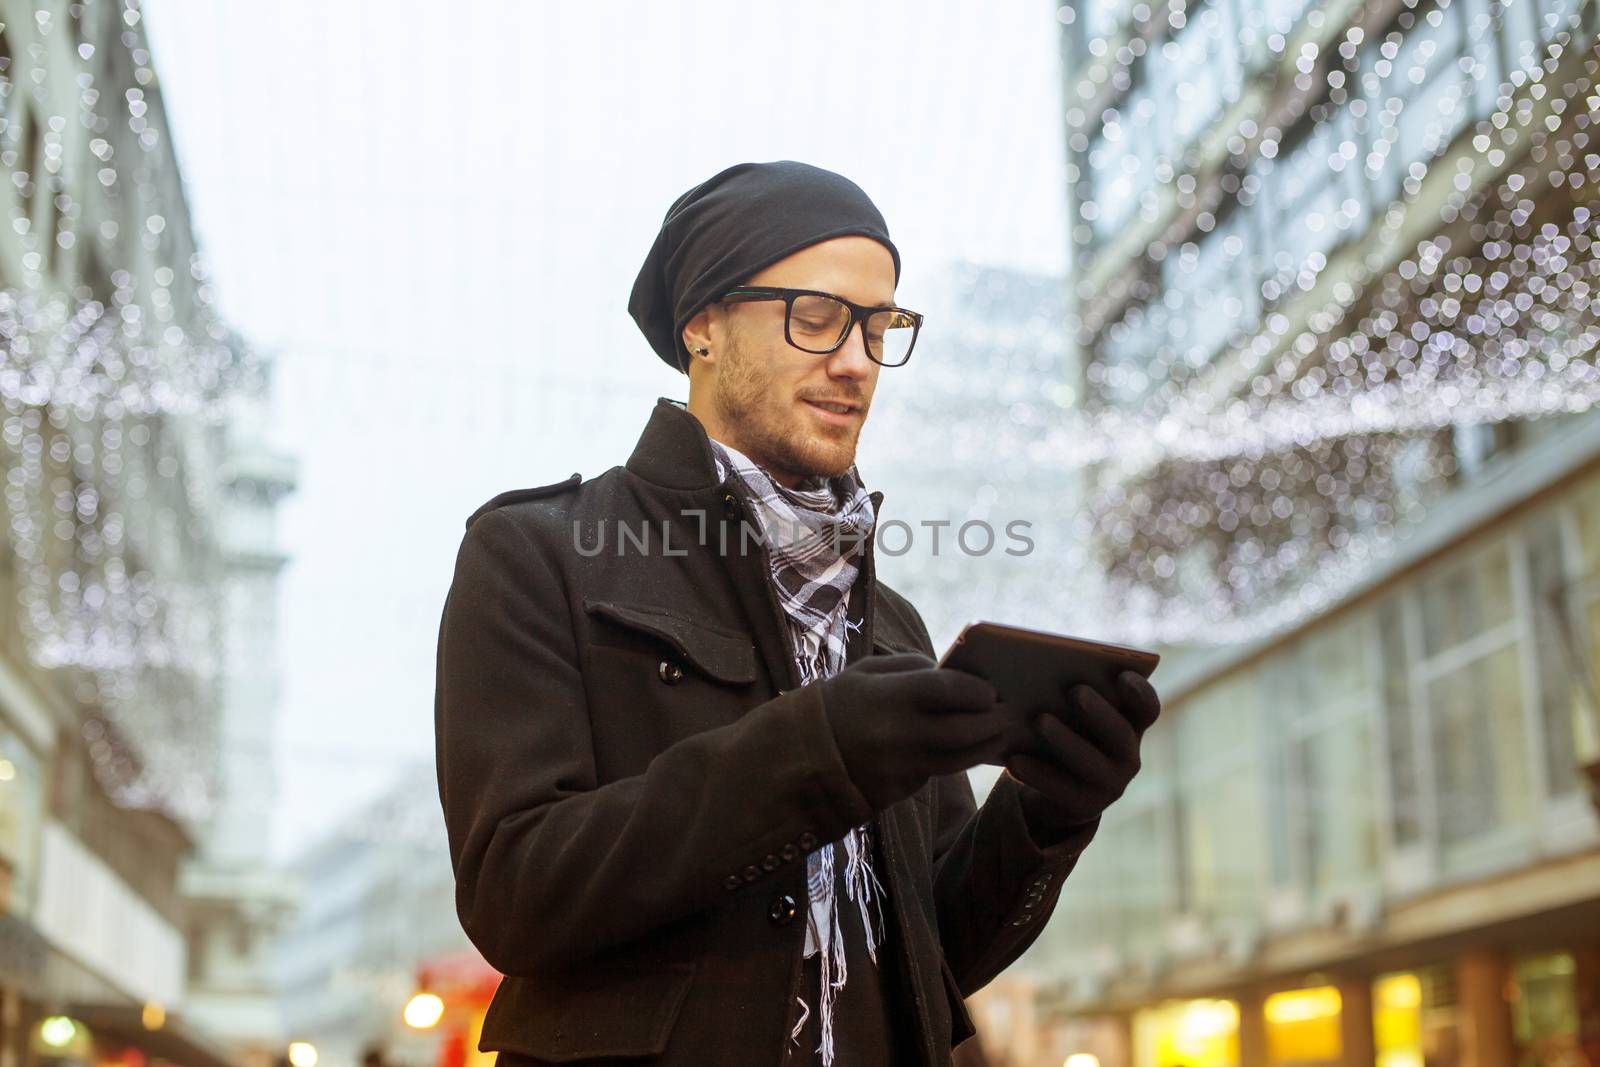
680, 305, 718, 364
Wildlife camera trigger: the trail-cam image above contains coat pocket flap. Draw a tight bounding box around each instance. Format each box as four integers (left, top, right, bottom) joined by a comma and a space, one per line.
583, 599, 758, 685
479, 961, 698, 1063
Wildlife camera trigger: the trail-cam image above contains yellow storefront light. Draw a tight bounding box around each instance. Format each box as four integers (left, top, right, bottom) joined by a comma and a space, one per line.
1375, 972, 1425, 1067
1377, 973, 1422, 1010
1377, 1049, 1427, 1067
287, 1041, 319, 1067
141, 1002, 166, 1031
404, 992, 446, 1030
39, 1017, 79, 1049
1180, 998, 1240, 1039
1265, 986, 1343, 1063
1134, 996, 1242, 1067
1264, 986, 1342, 1024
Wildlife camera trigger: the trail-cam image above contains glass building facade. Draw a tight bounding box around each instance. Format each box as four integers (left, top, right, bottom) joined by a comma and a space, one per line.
1032, 0, 1600, 1065
1042, 455, 1600, 962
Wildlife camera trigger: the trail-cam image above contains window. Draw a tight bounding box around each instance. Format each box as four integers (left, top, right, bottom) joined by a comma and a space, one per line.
1566, 478, 1600, 769
0, 27, 19, 194
1227, 0, 1314, 70
1451, 420, 1518, 481
1534, 0, 1587, 47
1496, 0, 1549, 78
1098, 297, 1169, 407
1378, 599, 1425, 847
1104, 722, 1178, 952
1160, 207, 1262, 370
1300, 616, 1383, 890
1176, 671, 1268, 926
1357, 3, 1482, 208
1154, 2, 1244, 148
1085, 69, 1163, 244
1081, 0, 1139, 41
1511, 952, 1582, 1063
1415, 540, 1535, 855
1259, 110, 1367, 298
1523, 515, 1585, 799
1419, 538, 1514, 656
1263, 653, 1311, 890
1263, 614, 1382, 901
1427, 642, 1529, 844
0, 726, 42, 916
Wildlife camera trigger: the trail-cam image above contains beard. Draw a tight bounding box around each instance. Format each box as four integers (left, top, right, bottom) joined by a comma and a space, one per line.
711, 327, 863, 486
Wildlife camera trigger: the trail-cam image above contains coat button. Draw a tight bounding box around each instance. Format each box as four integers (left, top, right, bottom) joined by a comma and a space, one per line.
798, 831, 817, 850
742, 864, 760, 882
721, 492, 740, 518
658, 659, 684, 685
780, 843, 799, 861
762, 854, 780, 871
722, 874, 742, 891
768, 893, 799, 926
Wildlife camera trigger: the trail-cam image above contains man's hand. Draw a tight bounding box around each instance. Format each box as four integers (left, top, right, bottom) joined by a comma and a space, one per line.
819, 652, 1010, 813
1003, 670, 1162, 835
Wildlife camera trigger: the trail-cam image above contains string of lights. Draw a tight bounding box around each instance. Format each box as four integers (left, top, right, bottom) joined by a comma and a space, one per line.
1052, 10, 1600, 644
0, 0, 262, 817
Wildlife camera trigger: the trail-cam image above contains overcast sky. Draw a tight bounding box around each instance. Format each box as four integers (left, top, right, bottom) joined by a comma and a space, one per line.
141, 1, 1072, 859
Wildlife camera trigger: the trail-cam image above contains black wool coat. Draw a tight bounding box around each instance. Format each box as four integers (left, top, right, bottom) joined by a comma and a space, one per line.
433, 396, 1099, 1067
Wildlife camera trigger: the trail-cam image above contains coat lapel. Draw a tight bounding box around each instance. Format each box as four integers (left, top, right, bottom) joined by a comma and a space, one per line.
621, 397, 887, 696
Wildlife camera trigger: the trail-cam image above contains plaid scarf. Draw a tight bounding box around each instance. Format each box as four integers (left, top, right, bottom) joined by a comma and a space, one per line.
707, 436, 883, 1067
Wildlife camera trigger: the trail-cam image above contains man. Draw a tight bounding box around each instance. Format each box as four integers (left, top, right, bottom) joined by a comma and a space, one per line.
433, 160, 1160, 1067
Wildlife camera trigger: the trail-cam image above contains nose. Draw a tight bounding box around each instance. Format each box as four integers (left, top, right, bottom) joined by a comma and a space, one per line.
826, 319, 875, 379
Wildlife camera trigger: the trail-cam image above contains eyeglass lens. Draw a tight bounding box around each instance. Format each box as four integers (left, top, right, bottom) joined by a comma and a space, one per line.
788, 294, 916, 366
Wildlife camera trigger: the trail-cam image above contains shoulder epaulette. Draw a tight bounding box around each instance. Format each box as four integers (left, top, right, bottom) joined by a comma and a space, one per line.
465, 472, 582, 531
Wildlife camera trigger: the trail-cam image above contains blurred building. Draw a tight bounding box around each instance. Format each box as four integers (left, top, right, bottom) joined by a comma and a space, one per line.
0, 1, 210, 1062
861, 260, 1080, 656
178, 370, 298, 1064
1021, 2, 1600, 1067
273, 761, 475, 1067
860, 261, 1086, 1060
0, 3, 276, 1067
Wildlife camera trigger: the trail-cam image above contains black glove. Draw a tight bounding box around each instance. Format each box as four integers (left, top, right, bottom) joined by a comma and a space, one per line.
817, 652, 1009, 812
1005, 670, 1162, 833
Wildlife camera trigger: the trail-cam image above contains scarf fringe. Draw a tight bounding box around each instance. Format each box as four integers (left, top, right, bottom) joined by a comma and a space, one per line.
795, 825, 885, 1065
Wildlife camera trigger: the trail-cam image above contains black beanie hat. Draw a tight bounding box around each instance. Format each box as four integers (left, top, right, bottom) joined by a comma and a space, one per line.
628, 160, 902, 374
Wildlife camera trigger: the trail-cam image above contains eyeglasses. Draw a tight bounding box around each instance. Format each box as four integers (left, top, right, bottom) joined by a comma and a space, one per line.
714, 286, 922, 367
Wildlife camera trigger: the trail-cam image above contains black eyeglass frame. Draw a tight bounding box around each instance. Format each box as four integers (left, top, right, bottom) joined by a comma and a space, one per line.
714, 286, 923, 367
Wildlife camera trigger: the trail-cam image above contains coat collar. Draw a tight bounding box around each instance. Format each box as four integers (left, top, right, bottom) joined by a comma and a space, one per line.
626, 397, 890, 686
624, 397, 723, 491
625, 396, 885, 513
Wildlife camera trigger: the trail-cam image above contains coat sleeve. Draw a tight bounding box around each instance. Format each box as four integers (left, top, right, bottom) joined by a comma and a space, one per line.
890, 597, 1102, 997
928, 770, 1100, 996
434, 508, 876, 977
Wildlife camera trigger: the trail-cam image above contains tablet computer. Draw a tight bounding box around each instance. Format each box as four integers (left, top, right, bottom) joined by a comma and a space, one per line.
937, 621, 1161, 763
